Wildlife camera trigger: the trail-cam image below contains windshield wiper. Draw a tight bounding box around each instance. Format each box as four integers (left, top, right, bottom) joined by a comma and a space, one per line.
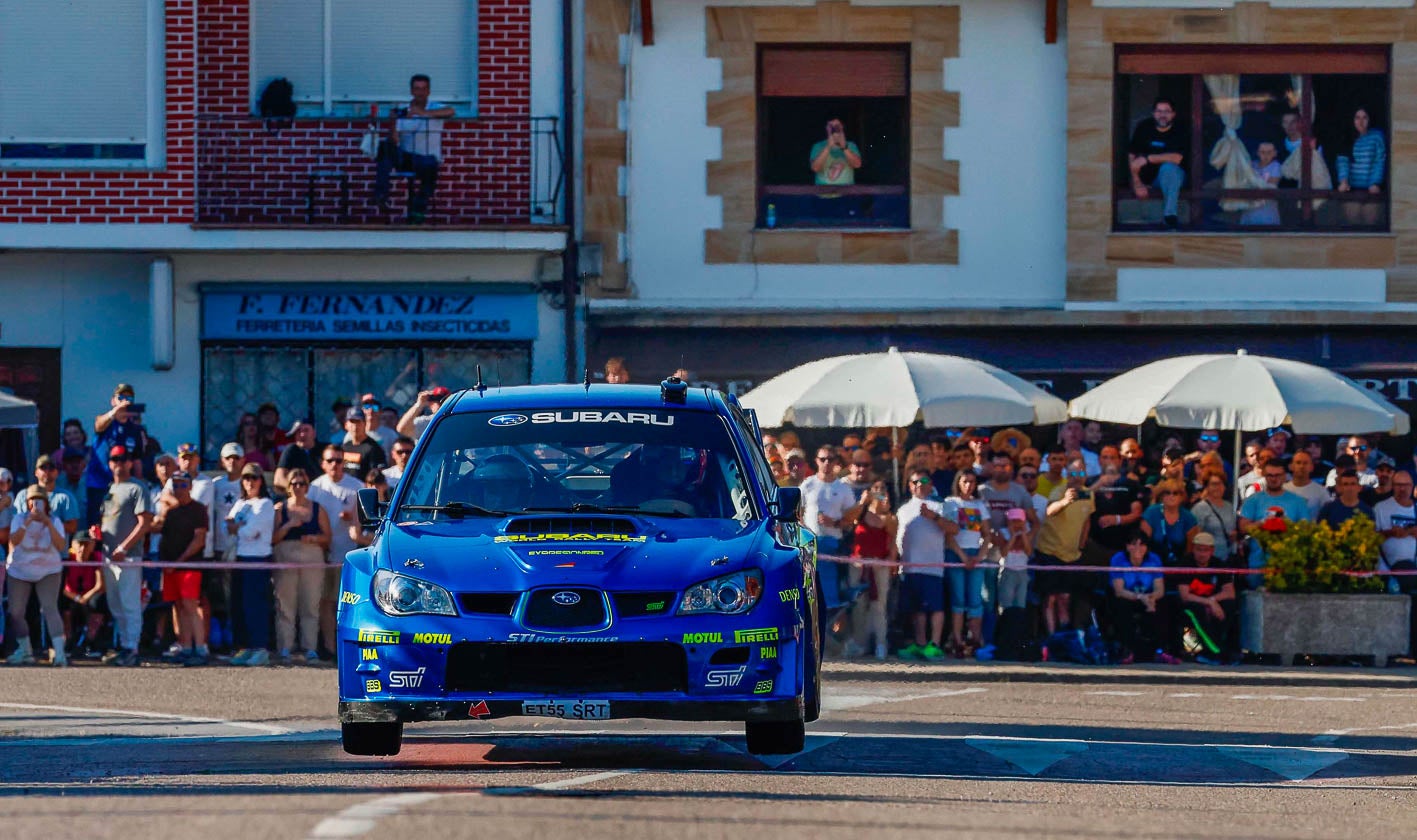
399, 502, 508, 519
523, 503, 691, 518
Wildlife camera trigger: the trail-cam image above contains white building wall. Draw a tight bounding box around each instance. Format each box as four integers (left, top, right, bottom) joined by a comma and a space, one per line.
617, 0, 1068, 310
0, 252, 566, 452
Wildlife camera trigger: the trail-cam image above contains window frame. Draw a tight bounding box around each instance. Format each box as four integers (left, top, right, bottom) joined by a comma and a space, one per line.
248, 0, 479, 119
754, 43, 912, 231
1111, 44, 1391, 234
0, 0, 165, 170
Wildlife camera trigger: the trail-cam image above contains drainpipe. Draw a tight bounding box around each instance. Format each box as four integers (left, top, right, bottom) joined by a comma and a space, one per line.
560, 0, 579, 383
150, 257, 174, 371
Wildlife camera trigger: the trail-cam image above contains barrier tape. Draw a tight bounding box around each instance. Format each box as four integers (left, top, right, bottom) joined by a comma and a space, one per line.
43, 560, 340, 570
817, 553, 1417, 577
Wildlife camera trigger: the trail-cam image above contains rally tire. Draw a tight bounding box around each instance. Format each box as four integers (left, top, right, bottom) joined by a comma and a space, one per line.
745, 719, 805, 755
804, 580, 823, 723
342, 721, 404, 756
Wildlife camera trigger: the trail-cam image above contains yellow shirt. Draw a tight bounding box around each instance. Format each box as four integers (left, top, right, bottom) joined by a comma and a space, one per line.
1036, 472, 1065, 499
1035, 485, 1096, 563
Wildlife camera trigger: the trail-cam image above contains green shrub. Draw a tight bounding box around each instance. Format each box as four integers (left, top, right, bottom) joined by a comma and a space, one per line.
1247, 514, 1384, 593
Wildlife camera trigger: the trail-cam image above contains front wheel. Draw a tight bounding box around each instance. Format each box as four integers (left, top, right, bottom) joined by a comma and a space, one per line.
746, 719, 805, 755
342, 721, 404, 756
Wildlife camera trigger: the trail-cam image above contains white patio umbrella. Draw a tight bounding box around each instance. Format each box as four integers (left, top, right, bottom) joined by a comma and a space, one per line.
1068, 349, 1410, 502
740, 347, 1069, 486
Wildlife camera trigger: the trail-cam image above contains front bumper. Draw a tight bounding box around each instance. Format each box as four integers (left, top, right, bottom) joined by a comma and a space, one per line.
340, 696, 803, 724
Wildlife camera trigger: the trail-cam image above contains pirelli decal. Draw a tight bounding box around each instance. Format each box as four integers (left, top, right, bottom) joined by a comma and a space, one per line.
357, 629, 400, 645
495, 533, 647, 544
734, 627, 779, 644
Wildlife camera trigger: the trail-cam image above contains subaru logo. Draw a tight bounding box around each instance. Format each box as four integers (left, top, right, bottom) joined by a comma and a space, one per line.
488, 413, 529, 427
551, 591, 581, 606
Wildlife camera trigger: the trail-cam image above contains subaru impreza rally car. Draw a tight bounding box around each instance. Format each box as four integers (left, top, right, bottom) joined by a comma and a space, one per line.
338, 378, 821, 756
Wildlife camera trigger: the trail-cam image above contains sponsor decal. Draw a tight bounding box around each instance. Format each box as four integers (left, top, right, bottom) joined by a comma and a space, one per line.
760, 646, 778, 660
645, 600, 666, 611
529, 411, 674, 426
522, 699, 612, 720
469, 700, 491, 719
495, 533, 647, 544
365, 679, 383, 692
551, 591, 582, 606
734, 627, 779, 644
528, 549, 605, 556
705, 666, 746, 688
361, 648, 379, 661
412, 632, 452, 645
753, 680, 773, 695
779, 589, 800, 603
340, 591, 361, 605
388, 667, 427, 689
357, 629, 400, 645
507, 633, 621, 643
682, 632, 723, 644
404, 558, 424, 569
488, 413, 529, 427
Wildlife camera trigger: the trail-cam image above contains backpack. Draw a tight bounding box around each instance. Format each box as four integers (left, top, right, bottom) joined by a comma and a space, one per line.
259, 77, 297, 119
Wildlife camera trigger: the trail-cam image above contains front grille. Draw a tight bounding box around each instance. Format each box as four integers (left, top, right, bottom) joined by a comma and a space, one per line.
445, 642, 687, 692
613, 591, 676, 618
523, 588, 607, 630
503, 516, 639, 536
458, 592, 519, 615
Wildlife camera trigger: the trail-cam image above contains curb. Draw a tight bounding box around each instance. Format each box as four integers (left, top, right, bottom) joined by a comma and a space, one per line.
823, 660, 1417, 689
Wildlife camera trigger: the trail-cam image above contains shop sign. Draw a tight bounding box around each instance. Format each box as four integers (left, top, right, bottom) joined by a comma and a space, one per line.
203, 289, 538, 341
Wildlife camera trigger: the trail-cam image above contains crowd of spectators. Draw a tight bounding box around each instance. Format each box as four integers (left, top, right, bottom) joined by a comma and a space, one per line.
0, 382, 449, 667
780, 420, 1417, 666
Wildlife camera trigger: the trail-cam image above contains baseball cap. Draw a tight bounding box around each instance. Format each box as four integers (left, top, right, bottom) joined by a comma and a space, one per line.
240, 463, 264, 478
428, 386, 451, 399
1377, 455, 1397, 469
114, 383, 136, 397
1267, 427, 1291, 440
171, 470, 194, 483
345, 406, 366, 422
176, 442, 200, 457
107, 444, 132, 460
1006, 507, 1027, 522
0, 467, 11, 482
25, 484, 47, 501
220, 442, 245, 459
1192, 532, 1216, 547
35, 453, 55, 469
359, 393, 378, 405
287, 419, 310, 436
784, 448, 807, 463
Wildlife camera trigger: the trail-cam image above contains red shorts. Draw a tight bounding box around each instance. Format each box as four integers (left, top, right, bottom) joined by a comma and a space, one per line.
162, 569, 203, 602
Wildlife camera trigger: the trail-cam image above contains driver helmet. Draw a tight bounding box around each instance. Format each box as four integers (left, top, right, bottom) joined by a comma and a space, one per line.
475, 455, 534, 511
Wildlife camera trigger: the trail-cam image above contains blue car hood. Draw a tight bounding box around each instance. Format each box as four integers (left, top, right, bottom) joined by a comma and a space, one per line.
379, 516, 767, 589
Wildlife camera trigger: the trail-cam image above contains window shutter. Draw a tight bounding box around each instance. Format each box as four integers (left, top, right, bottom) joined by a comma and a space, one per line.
760, 48, 908, 98
0, 0, 148, 142
251, 0, 326, 107
330, 0, 474, 105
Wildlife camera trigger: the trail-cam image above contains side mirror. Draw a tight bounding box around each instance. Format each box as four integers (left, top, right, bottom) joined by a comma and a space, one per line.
356, 488, 383, 529
770, 486, 802, 523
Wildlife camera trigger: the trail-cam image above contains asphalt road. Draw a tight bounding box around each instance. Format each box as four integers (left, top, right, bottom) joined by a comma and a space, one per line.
1, 662, 1415, 840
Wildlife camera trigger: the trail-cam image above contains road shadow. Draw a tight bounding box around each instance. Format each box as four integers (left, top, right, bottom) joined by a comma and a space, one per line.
825, 663, 1417, 689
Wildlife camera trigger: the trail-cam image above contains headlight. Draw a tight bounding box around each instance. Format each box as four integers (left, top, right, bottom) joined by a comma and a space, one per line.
677, 570, 763, 615
372, 569, 456, 616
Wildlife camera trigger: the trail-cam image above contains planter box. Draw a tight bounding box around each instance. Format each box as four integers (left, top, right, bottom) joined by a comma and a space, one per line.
1241, 591, 1411, 666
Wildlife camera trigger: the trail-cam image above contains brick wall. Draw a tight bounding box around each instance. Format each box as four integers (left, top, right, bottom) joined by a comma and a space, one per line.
0, 0, 196, 224
0, 0, 538, 227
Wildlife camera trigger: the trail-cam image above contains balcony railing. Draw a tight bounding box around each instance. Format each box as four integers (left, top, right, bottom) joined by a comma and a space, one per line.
195, 115, 565, 227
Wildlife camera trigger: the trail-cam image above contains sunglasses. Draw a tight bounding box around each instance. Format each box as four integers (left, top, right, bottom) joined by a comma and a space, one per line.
1066, 469, 1087, 477
289, 481, 309, 488
362, 402, 381, 410
910, 479, 930, 486
1199, 435, 1220, 443
39, 464, 58, 471
394, 449, 413, 456
850, 462, 870, 469
323, 457, 342, 463
1017, 472, 1038, 479
1350, 445, 1369, 452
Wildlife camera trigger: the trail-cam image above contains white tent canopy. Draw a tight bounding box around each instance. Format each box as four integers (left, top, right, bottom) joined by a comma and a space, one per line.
741, 347, 1069, 429
0, 390, 37, 428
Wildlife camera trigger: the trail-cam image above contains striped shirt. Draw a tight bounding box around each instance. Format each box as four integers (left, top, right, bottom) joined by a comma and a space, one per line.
1337, 130, 1386, 189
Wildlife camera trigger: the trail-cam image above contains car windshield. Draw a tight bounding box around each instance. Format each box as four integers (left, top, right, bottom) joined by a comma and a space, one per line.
397, 409, 756, 521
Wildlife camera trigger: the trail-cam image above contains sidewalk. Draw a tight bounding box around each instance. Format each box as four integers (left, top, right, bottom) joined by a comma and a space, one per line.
824, 659, 1417, 689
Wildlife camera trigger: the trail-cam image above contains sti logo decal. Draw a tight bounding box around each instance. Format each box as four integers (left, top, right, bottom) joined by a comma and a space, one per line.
388, 667, 427, 689
704, 666, 746, 688
488, 414, 529, 427
530, 411, 674, 426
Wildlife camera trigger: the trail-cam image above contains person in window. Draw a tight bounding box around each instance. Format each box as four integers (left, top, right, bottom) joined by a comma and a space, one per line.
1337, 106, 1386, 227
1240, 142, 1282, 226
1128, 97, 1188, 229
810, 118, 862, 186
373, 73, 455, 223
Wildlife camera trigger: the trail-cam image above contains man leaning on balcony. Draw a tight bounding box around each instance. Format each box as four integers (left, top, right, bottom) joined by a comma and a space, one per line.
1128, 97, 1188, 230
373, 73, 455, 223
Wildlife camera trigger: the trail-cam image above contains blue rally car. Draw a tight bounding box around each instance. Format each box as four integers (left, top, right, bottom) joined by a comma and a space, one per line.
338, 377, 821, 756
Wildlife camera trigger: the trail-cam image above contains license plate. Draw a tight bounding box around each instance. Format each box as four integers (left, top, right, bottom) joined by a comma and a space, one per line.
521, 699, 611, 720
